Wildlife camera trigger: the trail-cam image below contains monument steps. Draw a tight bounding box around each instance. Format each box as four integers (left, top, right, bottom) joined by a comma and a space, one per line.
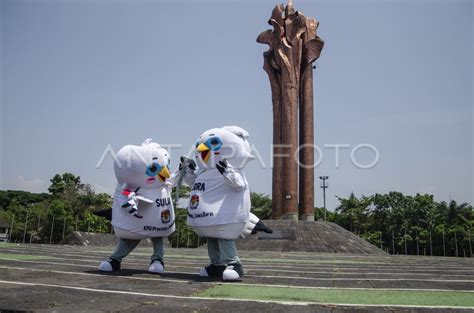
237, 220, 387, 255
60, 222, 385, 255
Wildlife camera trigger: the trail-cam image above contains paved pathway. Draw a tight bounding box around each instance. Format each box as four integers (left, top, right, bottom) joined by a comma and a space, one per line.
0, 244, 473, 312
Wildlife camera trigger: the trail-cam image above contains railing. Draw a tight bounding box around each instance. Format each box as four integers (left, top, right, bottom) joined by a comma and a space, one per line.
0, 233, 10, 243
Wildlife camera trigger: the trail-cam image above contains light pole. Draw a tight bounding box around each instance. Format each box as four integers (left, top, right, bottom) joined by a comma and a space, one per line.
319, 176, 329, 221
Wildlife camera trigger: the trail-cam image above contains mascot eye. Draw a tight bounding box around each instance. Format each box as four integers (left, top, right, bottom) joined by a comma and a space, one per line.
146, 162, 161, 176
207, 137, 222, 151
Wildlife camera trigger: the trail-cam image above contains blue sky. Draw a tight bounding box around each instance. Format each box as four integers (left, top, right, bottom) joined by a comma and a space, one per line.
1, 0, 472, 210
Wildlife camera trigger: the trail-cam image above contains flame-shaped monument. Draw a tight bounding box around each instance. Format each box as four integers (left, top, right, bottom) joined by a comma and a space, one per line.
258, 1, 324, 220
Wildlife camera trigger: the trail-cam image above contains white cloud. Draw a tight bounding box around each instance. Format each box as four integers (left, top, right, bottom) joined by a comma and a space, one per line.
3, 176, 115, 196
11, 176, 49, 193
417, 185, 437, 195
91, 183, 114, 195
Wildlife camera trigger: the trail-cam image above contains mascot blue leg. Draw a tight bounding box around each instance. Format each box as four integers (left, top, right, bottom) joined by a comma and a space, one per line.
218, 239, 240, 264
99, 237, 165, 273
99, 238, 140, 272
199, 238, 227, 278
148, 237, 165, 273
219, 239, 244, 281
200, 238, 243, 281
206, 238, 222, 265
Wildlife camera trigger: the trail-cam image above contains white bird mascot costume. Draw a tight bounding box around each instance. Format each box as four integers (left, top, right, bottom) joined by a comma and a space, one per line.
182, 126, 272, 281
98, 139, 175, 273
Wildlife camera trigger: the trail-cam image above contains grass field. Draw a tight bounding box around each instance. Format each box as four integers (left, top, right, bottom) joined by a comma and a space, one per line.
0, 252, 52, 261
197, 284, 474, 307
0, 243, 22, 248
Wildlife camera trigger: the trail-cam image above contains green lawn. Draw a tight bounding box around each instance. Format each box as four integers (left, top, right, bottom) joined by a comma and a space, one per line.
0, 243, 21, 248
197, 285, 474, 307
0, 253, 51, 261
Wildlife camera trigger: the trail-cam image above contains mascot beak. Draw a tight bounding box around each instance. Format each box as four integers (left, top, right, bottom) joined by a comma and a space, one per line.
157, 166, 171, 182
197, 143, 211, 163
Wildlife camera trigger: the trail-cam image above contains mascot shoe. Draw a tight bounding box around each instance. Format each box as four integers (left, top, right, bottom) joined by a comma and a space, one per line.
222, 263, 244, 281
199, 264, 227, 278
98, 259, 121, 272
148, 260, 165, 274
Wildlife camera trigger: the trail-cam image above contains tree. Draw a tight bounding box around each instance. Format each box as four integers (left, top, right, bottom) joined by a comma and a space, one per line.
168, 185, 199, 248
335, 193, 372, 234
48, 173, 83, 196
250, 192, 272, 220
1, 172, 113, 243
332, 192, 473, 256
0, 190, 49, 211
168, 209, 201, 248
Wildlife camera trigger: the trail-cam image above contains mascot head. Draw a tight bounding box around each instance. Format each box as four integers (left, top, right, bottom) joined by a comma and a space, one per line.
194, 126, 255, 169
114, 138, 171, 189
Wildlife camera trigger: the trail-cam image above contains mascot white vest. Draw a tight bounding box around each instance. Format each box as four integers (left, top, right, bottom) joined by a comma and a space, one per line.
187, 126, 257, 240
112, 139, 175, 240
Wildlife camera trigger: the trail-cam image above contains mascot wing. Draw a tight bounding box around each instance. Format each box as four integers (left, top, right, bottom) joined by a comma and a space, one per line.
222, 126, 249, 139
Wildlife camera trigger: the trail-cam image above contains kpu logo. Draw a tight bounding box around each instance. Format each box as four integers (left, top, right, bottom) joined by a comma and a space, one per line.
161, 209, 171, 224
190, 194, 199, 210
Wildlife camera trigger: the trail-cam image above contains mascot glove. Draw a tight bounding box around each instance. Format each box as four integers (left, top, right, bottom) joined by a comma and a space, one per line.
216, 159, 230, 175
218, 160, 247, 191
175, 156, 197, 186
179, 156, 197, 173
239, 212, 260, 239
